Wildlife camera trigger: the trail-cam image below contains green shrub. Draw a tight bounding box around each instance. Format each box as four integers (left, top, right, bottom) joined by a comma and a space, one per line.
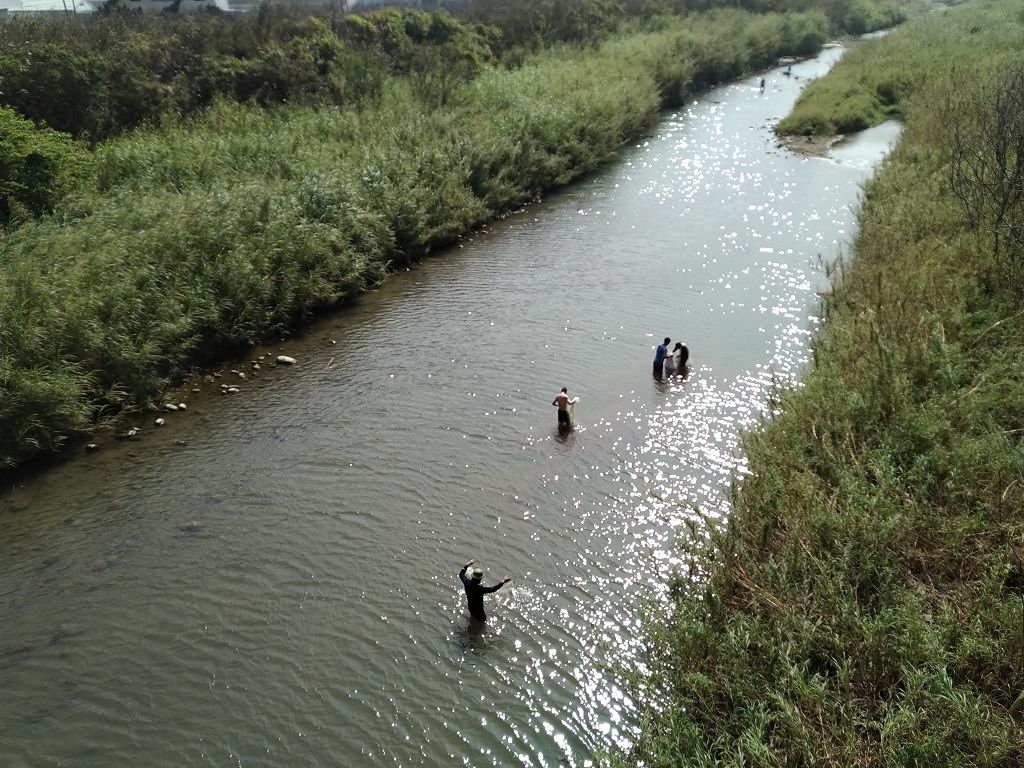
833, 91, 885, 131
0, 8, 831, 467
0, 107, 91, 223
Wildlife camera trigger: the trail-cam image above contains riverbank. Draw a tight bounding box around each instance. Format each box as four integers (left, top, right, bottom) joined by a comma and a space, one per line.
776, 132, 843, 156
0, 8, 847, 471
619, 0, 1024, 764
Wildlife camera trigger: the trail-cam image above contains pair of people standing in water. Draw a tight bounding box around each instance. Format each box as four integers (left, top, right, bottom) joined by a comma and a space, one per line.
654, 337, 689, 378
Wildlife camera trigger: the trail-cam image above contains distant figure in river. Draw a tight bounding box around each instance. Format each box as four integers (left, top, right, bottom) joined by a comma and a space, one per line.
785, 64, 793, 76
673, 342, 689, 373
552, 387, 572, 429
459, 559, 511, 622
653, 337, 670, 378
759, 77, 766, 91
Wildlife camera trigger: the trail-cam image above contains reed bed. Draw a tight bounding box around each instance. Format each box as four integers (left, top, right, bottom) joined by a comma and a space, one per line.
777, 0, 1024, 135
0, 10, 830, 467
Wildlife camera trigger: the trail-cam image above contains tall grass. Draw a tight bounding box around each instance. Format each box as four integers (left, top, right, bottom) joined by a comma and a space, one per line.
616, 1, 1024, 764
0, 0, 901, 142
0, 10, 828, 468
778, 0, 1024, 135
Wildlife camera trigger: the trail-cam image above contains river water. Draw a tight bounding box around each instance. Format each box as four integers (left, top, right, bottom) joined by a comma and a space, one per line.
0, 48, 898, 767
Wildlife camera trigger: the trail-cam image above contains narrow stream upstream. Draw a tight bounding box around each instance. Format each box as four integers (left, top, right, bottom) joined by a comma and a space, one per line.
0, 47, 899, 767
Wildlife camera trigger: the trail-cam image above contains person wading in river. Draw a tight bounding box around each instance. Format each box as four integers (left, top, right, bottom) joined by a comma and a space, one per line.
459, 559, 511, 622
672, 341, 689, 372
552, 387, 572, 429
653, 337, 670, 378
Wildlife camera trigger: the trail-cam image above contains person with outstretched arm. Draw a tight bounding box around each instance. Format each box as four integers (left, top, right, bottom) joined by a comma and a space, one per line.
459, 559, 511, 622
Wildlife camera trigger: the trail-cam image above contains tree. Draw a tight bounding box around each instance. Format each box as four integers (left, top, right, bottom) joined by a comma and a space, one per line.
949, 62, 1024, 265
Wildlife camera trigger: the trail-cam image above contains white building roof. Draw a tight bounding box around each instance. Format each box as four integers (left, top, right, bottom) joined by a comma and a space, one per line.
0, 0, 97, 11
0, 0, 232, 12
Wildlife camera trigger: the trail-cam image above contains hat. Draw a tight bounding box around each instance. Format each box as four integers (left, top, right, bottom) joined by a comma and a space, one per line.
470, 567, 483, 580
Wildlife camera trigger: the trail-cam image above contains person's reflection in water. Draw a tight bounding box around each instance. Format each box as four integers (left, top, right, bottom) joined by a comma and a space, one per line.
554, 424, 579, 444
465, 617, 488, 641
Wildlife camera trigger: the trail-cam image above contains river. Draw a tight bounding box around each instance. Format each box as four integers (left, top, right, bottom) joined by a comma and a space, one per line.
0, 47, 899, 767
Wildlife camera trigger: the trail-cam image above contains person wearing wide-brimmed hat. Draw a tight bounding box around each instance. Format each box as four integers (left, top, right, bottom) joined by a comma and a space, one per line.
458, 559, 511, 622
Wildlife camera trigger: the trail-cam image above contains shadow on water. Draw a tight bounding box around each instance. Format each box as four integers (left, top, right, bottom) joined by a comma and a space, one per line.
454, 615, 511, 655
465, 618, 488, 645
654, 363, 691, 393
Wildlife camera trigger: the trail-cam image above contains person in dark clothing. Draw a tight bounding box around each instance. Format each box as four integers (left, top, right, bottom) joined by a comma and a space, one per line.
459, 559, 511, 622
673, 342, 689, 371
653, 337, 670, 378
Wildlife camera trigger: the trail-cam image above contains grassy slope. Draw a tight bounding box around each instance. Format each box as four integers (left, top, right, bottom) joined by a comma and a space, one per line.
777, 0, 1024, 136
618, 1, 1024, 765
0, 9, 829, 468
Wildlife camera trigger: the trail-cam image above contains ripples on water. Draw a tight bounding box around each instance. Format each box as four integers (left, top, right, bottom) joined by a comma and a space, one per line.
0, 50, 900, 767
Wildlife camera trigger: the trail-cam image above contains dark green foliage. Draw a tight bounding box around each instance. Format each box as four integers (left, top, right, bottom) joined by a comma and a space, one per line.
463, 0, 908, 56
839, 0, 905, 34
0, 9, 493, 140
0, 8, 825, 467
462, 0, 627, 55
0, 107, 90, 223
0, 0, 907, 141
